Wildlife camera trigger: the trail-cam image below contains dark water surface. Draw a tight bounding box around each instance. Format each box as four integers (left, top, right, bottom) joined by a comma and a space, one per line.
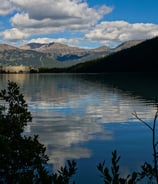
0, 73, 158, 183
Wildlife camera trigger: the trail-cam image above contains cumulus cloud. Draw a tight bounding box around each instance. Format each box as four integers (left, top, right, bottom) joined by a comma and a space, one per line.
2, 0, 112, 42
0, 0, 14, 16
2, 28, 29, 41
11, 0, 112, 21
28, 37, 83, 47
1, 0, 112, 42
85, 21, 158, 47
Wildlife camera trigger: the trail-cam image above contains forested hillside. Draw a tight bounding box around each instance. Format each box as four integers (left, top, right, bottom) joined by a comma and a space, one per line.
67, 37, 158, 73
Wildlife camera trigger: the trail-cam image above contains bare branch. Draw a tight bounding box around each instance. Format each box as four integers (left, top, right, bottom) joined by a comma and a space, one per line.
132, 111, 152, 131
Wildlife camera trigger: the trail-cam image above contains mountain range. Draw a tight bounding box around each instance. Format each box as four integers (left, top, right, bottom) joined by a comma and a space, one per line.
0, 40, 143, 69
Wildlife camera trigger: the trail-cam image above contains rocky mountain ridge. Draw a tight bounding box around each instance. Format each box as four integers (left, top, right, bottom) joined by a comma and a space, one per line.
0, 44, 18, 51
0, 39, 144, 68
20, 40, 144, 55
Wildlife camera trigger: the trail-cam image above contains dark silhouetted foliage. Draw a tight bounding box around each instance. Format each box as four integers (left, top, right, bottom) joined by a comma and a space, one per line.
52, 160, 77, 184
97, 150, 138, 184
0, 81, 52, 183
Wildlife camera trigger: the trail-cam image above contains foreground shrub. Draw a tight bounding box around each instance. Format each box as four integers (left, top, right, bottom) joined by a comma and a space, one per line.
0, 81, 77, 184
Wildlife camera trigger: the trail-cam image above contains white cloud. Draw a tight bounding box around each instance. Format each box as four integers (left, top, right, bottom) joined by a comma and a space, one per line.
10, 13, 66, 33
11, 0, 112, 21
2, 28, 29, 41
0, 0, 14, 16
6, 0, 112, 38
85, 21, 158, 47
28, 37, 83, 47
1, 0, 112, 43
2, 0, 112, 41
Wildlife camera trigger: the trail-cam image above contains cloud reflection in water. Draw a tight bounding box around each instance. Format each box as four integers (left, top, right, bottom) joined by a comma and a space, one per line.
0, 74, 157, 171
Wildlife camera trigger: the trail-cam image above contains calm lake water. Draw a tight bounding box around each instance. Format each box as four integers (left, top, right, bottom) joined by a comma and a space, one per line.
0, 73, 158, 183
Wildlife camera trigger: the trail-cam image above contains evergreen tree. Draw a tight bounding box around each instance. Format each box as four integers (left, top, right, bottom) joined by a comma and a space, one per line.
0, 81, 52, 183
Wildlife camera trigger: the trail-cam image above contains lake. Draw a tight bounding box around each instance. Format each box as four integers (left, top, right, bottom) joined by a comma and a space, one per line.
0, 73, 158, 183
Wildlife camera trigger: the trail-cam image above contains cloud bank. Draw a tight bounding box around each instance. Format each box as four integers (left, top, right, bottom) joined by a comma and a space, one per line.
85, 21, 158, 47
1, 0, 158, 47
1, 0, 112, 43
0, 0, 14, 16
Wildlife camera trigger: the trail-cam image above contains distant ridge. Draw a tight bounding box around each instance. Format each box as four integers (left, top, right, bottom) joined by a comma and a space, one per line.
0, 44, 18, 51
113, 40, 144, 52
0, 43, 53, 68
21, 40, 144, 55
0, 39, 144, 69
20, 42, 56, 50
20, 40, 144, 65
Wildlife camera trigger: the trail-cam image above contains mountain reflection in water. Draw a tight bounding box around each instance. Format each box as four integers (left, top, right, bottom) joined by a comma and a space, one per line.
0, 73, 157, 183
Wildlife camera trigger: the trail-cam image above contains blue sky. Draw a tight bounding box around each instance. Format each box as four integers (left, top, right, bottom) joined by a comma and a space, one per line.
0, 0, 158, 48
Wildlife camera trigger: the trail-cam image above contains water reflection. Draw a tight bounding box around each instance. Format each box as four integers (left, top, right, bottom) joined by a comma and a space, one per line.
0, 73, 30, 85
0, 74, 157, 176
